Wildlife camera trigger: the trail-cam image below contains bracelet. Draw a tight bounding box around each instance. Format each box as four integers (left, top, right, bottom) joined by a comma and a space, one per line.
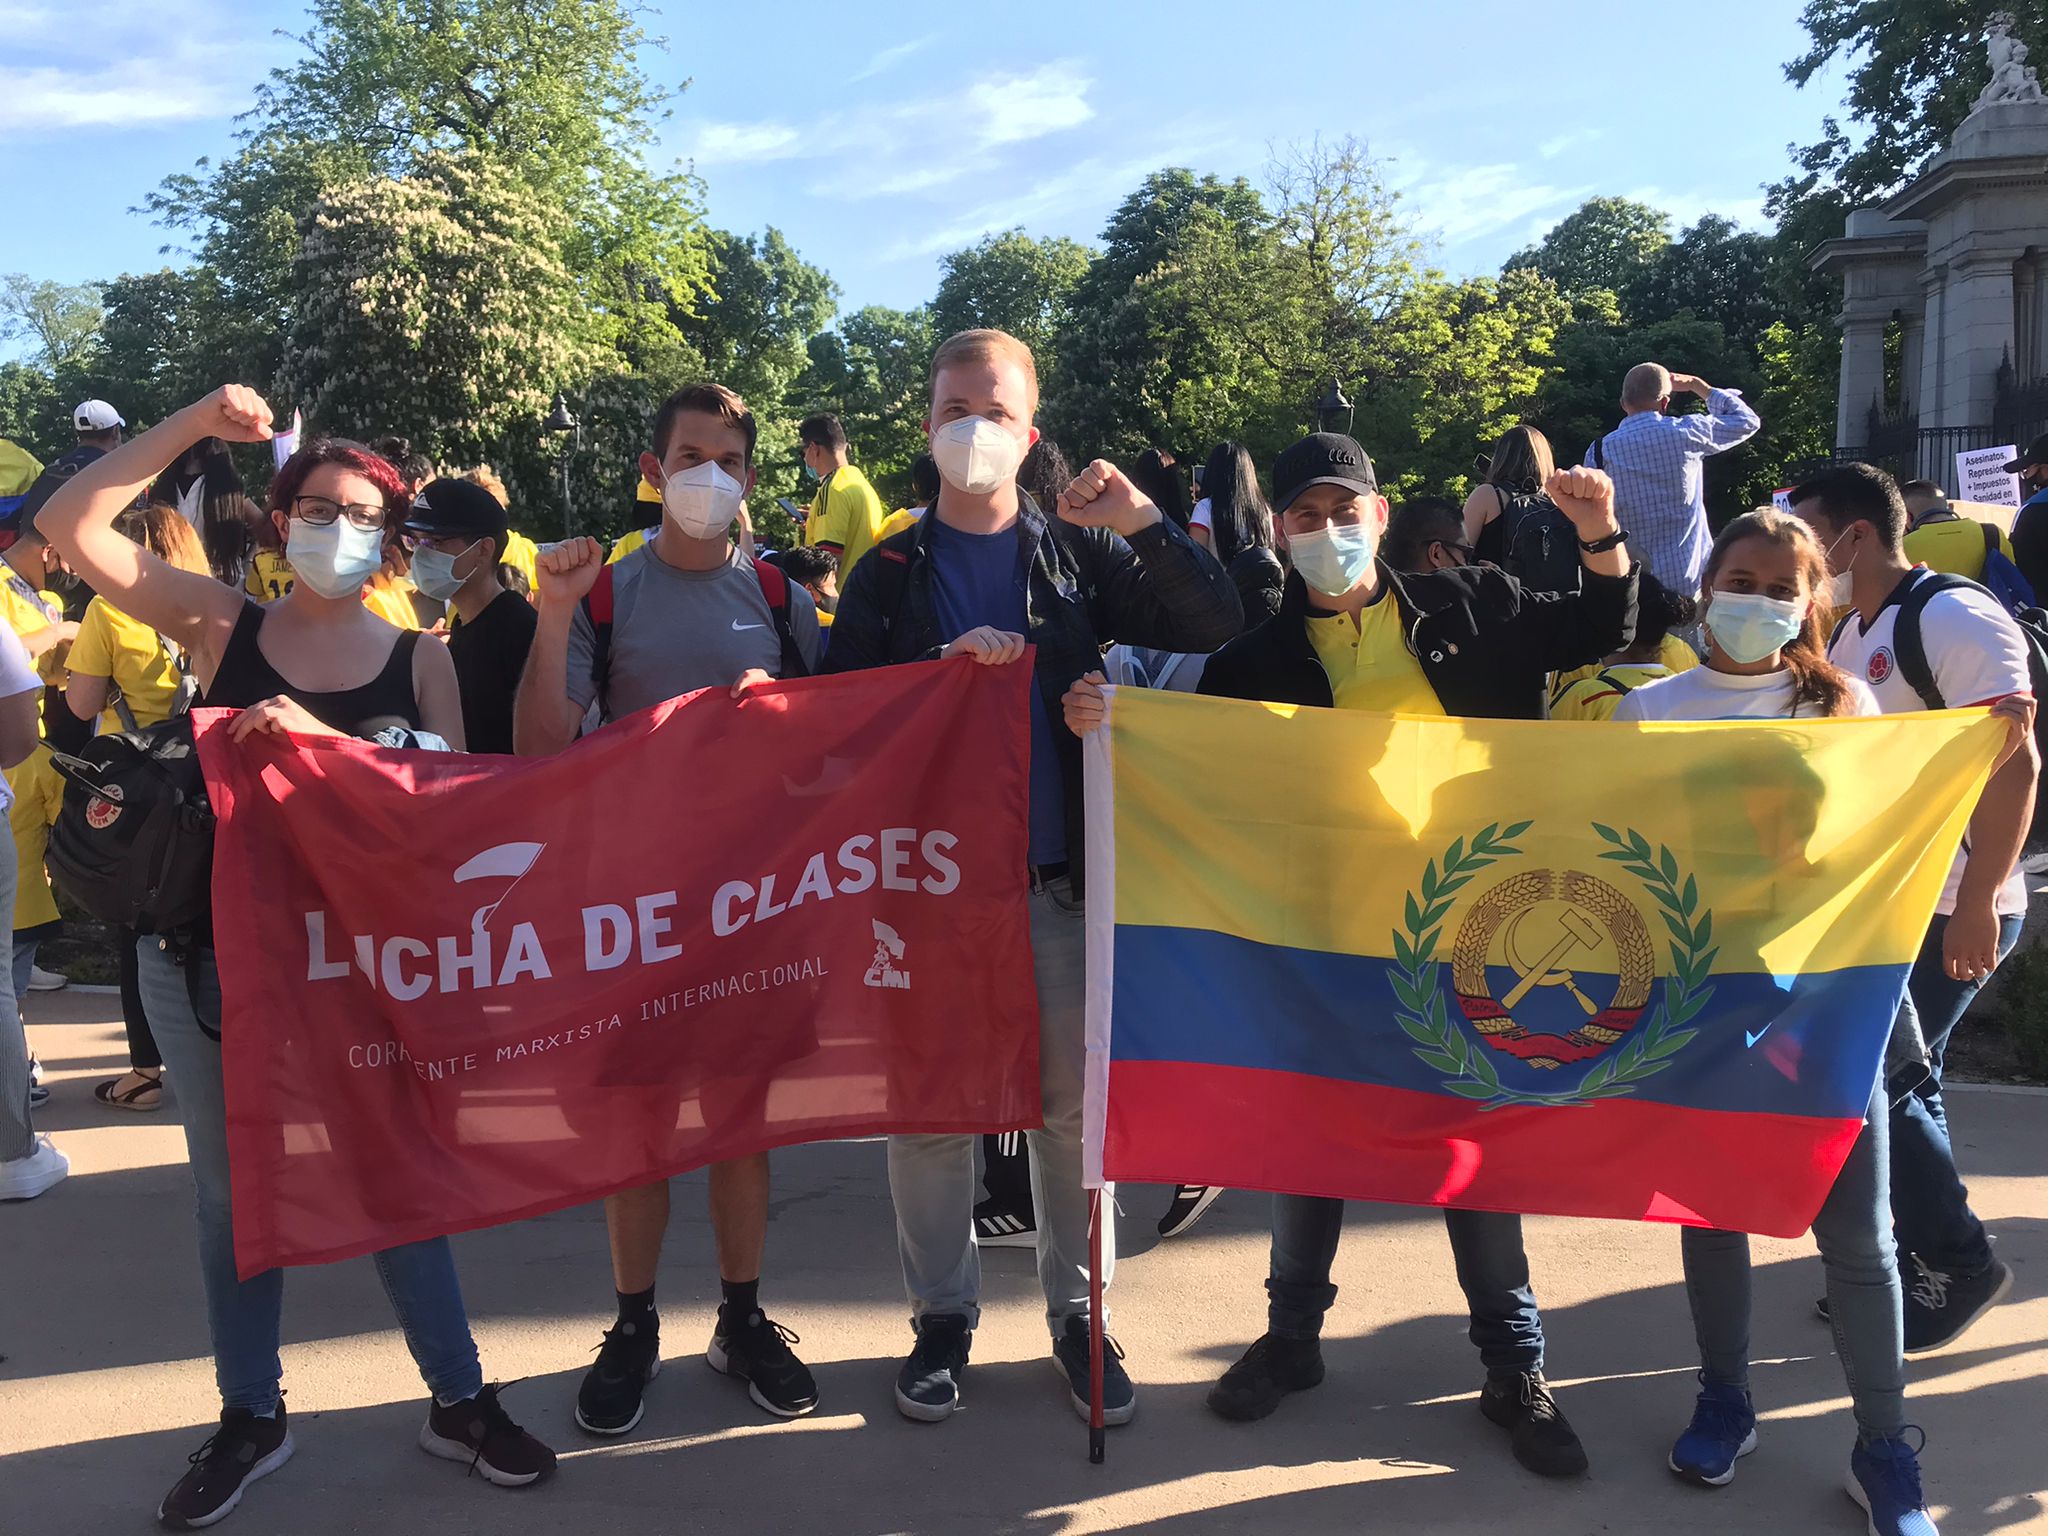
1578, 527, 1629, 555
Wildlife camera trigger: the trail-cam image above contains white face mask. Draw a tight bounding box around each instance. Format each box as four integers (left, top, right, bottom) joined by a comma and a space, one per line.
930, 416, 1027, 496
1825, 526, 1858, 607
661, 460, 744, 540
287, 519, 384, 599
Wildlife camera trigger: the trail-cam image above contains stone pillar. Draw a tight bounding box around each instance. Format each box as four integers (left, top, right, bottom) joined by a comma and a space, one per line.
1941, 249, 2020, 427
1837, 308, 1891, 450
2035, 249, 2048, 387
1898, 308, 1926, 415
1919, 267, 1948, 425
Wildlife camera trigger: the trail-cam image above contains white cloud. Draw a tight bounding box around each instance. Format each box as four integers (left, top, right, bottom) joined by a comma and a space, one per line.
680, 120, 805, 166
1621, 185, 1769, 233
1537, 128, 1601, 160
1397, 161, 1593, 247
850, 35, 937, 84
965, 67, 1093, 145
0, 63, 233, 131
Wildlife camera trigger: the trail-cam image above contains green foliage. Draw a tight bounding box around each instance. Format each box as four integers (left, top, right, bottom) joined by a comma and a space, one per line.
932, 230, 1092, 399
795, 305, 937, 513
0, 276, 105, 371
1506, 197, 1671, 299
1989, 939, 2048, 1078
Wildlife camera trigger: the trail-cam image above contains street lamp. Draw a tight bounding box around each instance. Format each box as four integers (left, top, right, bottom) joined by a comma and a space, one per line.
544, 391, 579, 538
1315, 378, 1354, 436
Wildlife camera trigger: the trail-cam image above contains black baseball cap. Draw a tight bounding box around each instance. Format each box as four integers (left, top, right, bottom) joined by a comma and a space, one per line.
1272, 432, 1379, 514
2003, 434, 2048, 475
405, 477, 508, 548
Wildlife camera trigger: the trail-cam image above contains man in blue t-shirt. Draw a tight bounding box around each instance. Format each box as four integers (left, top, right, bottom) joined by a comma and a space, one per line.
824, 327, 1241, 1431
2003, 434, 2048, 599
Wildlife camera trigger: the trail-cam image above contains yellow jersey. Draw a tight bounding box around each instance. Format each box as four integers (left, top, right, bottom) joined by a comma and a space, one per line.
806, 464, 887, 575
66, 597, 186, 732
608, 526, 654, 564
877, 507, 923, 544
1306, 594, 1445, 716
1903, 515, 2016, 583
1550, 662, 1684, 721
500, 530, 541, 591
362, 570, 422, 630
1551, 634, 1698, 709
246, 549, 296, 602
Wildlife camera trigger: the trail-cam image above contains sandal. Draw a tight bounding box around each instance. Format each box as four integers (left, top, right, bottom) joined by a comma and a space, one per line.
94, 1071, 164, 1112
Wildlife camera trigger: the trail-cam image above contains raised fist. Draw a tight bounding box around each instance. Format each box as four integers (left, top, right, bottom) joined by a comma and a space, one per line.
1544, 466, 1618, 537
196, 385, 275, 444
534, 536, 606, 610
1057, 460, 1161, 537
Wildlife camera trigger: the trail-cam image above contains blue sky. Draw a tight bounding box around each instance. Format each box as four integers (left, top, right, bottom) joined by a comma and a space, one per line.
0, 0, 1846, 324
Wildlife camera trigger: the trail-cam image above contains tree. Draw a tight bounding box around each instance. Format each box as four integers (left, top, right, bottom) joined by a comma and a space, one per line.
91, 268, 239, 431
1622, 216, 1780, 354
283, 153, 614, 521
796, 305, 936, 512
931, 230, 1092, 389
0, 275, 103, 371
1507, 198, 1671, 301
1771, 2, 2047, 223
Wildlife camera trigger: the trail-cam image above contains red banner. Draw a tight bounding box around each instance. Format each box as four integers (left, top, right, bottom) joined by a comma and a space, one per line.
195, 661, 1040, 1278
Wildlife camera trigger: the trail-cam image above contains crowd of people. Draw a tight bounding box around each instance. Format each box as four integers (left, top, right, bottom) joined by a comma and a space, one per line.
0, 330, 2036, 1536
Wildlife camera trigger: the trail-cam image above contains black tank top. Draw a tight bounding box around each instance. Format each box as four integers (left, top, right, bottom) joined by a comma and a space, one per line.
204, 602, 424, 739
1474, 485, 1511, 566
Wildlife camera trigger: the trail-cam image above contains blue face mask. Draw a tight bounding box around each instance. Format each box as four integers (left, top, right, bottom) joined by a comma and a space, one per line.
287, 519, 385, 600
1288, 522, 1377, 597
1704, 590, 1806, 664
408, 540, 477, 603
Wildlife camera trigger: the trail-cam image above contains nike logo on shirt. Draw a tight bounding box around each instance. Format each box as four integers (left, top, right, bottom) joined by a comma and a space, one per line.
731, 621, 766, 632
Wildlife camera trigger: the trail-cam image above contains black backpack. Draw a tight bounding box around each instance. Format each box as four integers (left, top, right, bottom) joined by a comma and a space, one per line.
1493, 485, 1582, 596
46, 713, 215, 935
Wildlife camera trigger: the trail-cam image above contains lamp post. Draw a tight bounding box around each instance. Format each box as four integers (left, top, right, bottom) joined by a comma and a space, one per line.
544, 391, 579, 538
1315, 378, 1354, 437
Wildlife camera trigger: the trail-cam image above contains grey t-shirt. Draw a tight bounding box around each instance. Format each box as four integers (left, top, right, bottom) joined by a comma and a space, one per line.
566, 544, 821, 722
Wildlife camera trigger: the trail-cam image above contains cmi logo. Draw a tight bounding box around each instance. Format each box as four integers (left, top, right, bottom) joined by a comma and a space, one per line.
864, 919, 909, 990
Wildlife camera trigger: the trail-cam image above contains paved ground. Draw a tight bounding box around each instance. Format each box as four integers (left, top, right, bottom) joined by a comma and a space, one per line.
5, 992, 2045, 1536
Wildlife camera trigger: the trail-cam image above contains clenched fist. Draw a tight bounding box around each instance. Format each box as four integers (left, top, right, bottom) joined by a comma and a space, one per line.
192, 385, 275, 445
1544, 466, 1619, 539
535, 536, 607, 611
1058, 460, 1162, 538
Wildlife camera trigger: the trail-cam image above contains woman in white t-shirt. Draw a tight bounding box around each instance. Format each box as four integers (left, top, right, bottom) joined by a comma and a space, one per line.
1617, 510, 1937, 1530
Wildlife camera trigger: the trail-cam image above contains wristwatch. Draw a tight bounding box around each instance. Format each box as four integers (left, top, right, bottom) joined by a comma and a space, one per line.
1578, 527, 1629, 554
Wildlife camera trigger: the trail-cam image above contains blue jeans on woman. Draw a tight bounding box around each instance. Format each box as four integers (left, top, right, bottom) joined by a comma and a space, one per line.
1268, 1197, 1543, 1373
1682, 1081, 1902, 1441
1889, 912, 2024, 1274
138, 936, 484, 1414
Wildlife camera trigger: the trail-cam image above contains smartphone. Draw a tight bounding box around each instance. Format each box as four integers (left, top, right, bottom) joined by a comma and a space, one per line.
776, 497, 806, 522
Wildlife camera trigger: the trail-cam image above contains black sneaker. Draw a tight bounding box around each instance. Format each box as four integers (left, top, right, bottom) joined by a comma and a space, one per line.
420, 1384, 556, 1488
708, 1308, 819, 1418
1052, 1316, 1136, 1426
1905, 1255, 2013, 1353
157, 1406, 294, 1529
895, 1314, 972, 1422
1480, 1371, 1589, 1478
575, 1314, 661, 1435
1157, 1185, 1223, 1239
1206, 1332, 1325, 1421
974, 1195, 1037, 1250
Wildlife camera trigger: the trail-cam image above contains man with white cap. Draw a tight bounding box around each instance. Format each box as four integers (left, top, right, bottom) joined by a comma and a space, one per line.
6, 401, 128, 554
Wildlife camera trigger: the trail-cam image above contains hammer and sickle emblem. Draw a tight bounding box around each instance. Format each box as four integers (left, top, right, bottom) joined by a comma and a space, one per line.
1500, 905, 1602, 1014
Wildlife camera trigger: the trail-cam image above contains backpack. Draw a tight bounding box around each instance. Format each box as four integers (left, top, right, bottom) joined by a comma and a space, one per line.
108, 634, 198, 734
1493, 485, 1583, 596
582, 556, 808, 713
1975, 521, 2038, 616
46, 715, 215, 935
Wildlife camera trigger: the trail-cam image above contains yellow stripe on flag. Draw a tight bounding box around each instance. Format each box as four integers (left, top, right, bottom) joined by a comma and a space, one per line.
1107, 690, 2001, 976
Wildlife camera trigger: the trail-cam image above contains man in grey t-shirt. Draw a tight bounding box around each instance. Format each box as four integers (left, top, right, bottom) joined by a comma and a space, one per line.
514, 382, 820, 1438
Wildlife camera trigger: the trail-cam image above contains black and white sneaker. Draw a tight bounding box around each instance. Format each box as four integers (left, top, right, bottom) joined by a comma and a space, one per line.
1905, 1255, 2013, 1353
974, 1196, 1037, 1250
895, 1314, 972, 1422
1157, 1185, 1223, 1238
156, 1406, 294, 1529
707, 1309, 818, 1417
27, 1053, 47, 1108
575, 1314, 661, 1435
420, 1384, 556, 1487
1052, 1316, 1136, 1425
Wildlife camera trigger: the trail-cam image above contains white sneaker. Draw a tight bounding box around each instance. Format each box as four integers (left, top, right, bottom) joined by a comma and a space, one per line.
0, 1135, 70, 1200
27, 966, 68, 992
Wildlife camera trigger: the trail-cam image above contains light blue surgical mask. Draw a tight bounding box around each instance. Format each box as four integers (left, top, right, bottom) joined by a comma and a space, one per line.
1704, 590, 1806, 664
409, 540, 478, 603
287, 518, 385, 600
1288, 522, 1377, 597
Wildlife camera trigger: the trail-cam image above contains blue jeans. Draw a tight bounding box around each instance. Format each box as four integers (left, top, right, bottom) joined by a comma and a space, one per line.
1268, 1197, 1543, 1374
11, 934, 38, 1008
137, 936, 484, 1414
1888, 912, 2023, 1274
1682, 1081, 1902, 1441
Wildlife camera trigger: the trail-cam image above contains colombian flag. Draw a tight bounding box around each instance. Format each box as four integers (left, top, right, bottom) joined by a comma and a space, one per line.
1081, 690, 2004, 1238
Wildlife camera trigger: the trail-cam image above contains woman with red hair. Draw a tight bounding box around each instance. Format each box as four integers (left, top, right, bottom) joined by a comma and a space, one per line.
37, 386, 554, 1528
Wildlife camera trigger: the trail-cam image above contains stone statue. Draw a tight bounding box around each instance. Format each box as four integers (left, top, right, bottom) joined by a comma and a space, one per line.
1975, 12, 2047, 108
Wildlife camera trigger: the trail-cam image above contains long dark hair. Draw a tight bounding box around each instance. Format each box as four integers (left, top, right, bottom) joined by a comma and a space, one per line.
1200, 441, 1272, 565
1701, 509, 1856, 717
1485, 425, 1555, 495
1130, 447, 1189, 528
1019, 439, 1074, 509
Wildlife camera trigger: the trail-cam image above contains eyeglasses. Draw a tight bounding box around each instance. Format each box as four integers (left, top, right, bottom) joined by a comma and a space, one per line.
292, 496, 387, 532
399, 531, 478, 555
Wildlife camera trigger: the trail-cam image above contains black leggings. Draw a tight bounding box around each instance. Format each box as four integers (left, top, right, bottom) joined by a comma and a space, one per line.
118, 927, 162, 1072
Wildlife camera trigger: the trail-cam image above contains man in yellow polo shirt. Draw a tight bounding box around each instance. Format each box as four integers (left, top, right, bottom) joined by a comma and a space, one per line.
0, 520, 75, 1006
799, 413, 886, 575
1123, 432, 1639, 1481
1900, 479, 2017, 582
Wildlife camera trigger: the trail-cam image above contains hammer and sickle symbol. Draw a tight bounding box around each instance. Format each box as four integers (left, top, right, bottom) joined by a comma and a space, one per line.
1501, 905, 1602, 1015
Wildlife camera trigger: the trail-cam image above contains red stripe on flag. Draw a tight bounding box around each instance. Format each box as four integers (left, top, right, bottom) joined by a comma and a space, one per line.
1104, 1059, 1863, 1238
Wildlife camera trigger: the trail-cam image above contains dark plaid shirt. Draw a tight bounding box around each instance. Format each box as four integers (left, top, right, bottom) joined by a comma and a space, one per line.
823, 494, 1242, 886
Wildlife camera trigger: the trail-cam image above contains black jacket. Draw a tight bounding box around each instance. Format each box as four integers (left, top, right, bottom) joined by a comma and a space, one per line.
824, 495, 1243, 882
1199, 560, 1638, 720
